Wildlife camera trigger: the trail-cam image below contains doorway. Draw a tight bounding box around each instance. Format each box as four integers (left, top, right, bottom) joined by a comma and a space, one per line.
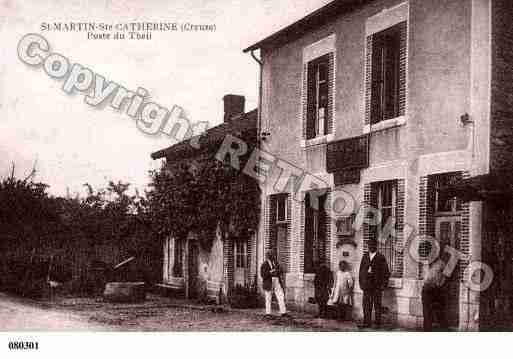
432, 172, 464, 328
187, 241, 199, 299
435, 216, 461, 328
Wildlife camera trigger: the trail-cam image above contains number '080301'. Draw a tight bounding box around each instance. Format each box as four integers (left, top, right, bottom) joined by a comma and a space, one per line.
8, 341, 39, 350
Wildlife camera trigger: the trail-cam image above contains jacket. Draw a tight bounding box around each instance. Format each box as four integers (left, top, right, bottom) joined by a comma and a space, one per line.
260, 259, 282, 291
359, 252, 390, 291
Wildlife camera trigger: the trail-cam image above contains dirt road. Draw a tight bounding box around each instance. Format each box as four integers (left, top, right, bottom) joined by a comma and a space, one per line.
0, 293, 113, 331
0, 292, 359, 331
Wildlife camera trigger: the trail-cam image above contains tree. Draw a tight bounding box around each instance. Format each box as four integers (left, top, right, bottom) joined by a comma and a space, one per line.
146, 139, 260, 250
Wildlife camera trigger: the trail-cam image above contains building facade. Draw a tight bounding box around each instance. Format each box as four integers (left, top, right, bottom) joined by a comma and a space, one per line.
152, 96, 259, 302
245, 0, 513, 329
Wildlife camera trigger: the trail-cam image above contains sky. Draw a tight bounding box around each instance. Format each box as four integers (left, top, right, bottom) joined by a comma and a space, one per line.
0, 0, 333, 196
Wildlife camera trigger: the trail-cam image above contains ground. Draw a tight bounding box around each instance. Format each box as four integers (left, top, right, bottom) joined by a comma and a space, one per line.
0, 293, 107, 331
0, 292, 371, 331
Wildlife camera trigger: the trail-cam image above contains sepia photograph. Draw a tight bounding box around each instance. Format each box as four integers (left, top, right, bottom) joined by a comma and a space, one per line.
1, 0, 513, 356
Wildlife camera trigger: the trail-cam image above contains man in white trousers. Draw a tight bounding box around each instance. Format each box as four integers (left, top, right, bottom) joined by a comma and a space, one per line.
260, 251, 289, 318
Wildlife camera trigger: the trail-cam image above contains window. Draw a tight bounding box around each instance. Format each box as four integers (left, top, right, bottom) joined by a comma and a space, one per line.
304, 192, 327, 273
335, 214, 356, 236
371, 181, 397, 274
306, 54, 330, 139
173, 238, 183, 277
275, 195, 289, 223
270, 194, 290, 274
235, 241, 247, 269
370, 23, 404, 125
434, 174, 462, 214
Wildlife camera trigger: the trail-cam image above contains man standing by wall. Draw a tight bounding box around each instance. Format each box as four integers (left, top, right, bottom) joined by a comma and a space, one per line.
359, 239, 390, 328
260, 251, 288, 318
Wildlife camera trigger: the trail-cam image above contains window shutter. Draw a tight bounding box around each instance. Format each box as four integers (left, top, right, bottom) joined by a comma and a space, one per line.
306, 61, 317, 139
365, 35, 373, 126
370, 36, 384, 125
326, 53, 334, 135
304, 194, 314, 273
317, 194, 328, 263
369, 183, 379, 244
264, 196, 272, 252
384, 33, 400, 120
397, 21, 407, 117
269, 195, 277, 252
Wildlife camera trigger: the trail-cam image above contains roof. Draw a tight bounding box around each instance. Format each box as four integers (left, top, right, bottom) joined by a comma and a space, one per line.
151, 109, 257, 161
243, 0, 374, 53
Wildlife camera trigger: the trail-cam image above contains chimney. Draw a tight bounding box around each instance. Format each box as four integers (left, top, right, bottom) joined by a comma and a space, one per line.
223, 94, 245, 122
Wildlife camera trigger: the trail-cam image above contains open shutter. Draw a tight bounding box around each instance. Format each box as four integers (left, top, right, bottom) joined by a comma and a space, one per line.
384, 32, 400, 120
317, 195, 328, 263
371, 35, 384, 125
326, 53, 334, 135
398, 21, 407, 117
304, 194, 314, 273
306, 61, 317, 139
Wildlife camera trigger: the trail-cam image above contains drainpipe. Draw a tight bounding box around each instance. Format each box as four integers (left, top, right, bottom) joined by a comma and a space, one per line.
250, 49, 263, 288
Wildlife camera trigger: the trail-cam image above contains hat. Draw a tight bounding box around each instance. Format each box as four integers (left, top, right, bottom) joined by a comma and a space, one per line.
368, 239, 378, 246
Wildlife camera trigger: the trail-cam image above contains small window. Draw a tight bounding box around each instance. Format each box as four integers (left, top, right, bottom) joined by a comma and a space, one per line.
235, 241, 247, 269
371, 24, 402, 124
307, 54, 330, 139
335, 214, 356, 236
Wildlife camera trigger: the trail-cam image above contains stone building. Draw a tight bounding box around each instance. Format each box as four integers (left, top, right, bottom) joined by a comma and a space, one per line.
244, 0, 513, 329
151, 95, 258, 301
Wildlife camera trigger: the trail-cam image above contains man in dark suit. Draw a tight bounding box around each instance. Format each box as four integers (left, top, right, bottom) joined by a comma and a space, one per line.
260, 250, 288, 317
359, 239, 390, 328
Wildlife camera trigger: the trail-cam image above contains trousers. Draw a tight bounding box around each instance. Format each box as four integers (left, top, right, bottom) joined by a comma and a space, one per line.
363, 289, 383, 326
422, 285, 448, 331
264, 277, 286, 314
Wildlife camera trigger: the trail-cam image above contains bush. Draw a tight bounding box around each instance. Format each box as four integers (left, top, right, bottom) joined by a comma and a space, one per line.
1, 258, 29, 295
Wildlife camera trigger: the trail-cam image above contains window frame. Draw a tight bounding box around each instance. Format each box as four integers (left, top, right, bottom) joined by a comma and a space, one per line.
306, 54, 331, 140
275, 194, 289, 224
377, 180, 397, 239
234, 240, 247, 269
434, 174, 463, 217
371, 180, 398, 275
371, 24, 402, 125
304, 192, 328, 274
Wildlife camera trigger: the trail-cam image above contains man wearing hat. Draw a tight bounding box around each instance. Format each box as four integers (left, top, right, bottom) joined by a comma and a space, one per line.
260, 250, 288, 318
358, 239, 390, 328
